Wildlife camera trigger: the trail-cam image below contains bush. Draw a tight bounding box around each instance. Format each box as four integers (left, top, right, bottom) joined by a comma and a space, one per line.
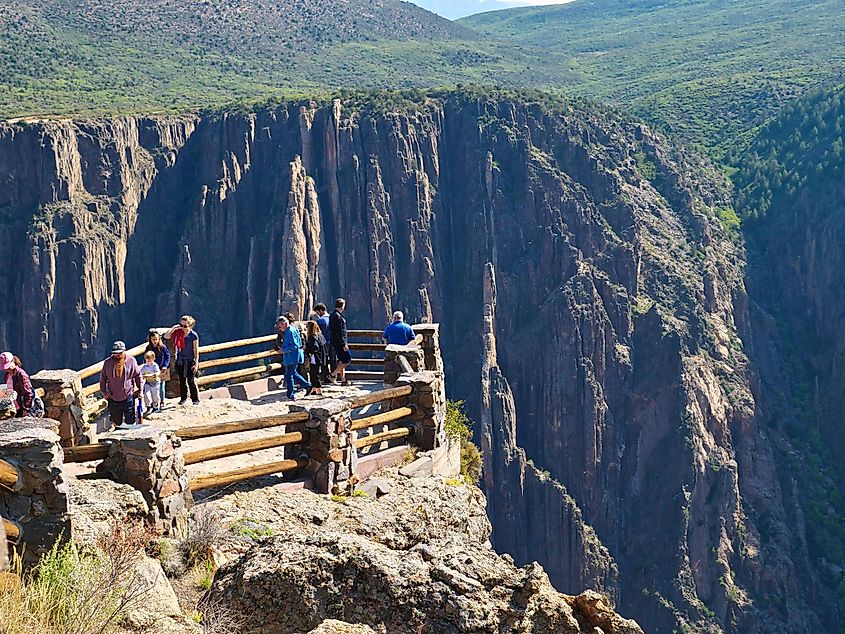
0, 522, 151, 634
445, 400, 482, 485
179, 505, 229, 567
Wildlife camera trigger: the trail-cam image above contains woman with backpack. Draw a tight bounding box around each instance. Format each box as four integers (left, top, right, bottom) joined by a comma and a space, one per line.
304, 320, 328, 397
1, 352, 45, 418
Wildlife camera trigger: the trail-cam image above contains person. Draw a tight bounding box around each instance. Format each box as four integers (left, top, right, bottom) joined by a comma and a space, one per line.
99, 341, 142, 430
174, 315, 200, 405
383, 311, 416, 345
329, 297, 351, 386
277, 316, 311, 400
145, 330, 171, 408
304, 320, 328, 397
313, 303, 333, 383
139, 350, 162, 416
1, 352, 43, 418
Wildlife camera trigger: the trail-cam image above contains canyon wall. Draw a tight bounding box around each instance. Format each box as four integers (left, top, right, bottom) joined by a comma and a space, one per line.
0, 94, 835, 631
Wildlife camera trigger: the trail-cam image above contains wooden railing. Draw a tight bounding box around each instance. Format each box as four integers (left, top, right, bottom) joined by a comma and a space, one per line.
64, 383, 417, 493
77, 329, 388, 418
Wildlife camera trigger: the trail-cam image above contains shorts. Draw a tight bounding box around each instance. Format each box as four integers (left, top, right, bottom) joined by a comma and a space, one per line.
334, 345, 352, 364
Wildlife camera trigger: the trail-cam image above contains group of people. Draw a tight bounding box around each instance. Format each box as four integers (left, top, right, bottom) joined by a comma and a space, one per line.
274, 298, 353, 401
3, 300, 418, 429
98, 315, 200, 430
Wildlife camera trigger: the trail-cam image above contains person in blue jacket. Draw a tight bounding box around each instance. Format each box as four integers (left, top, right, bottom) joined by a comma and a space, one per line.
383, 311, 416, 345
276, 316, 311, 400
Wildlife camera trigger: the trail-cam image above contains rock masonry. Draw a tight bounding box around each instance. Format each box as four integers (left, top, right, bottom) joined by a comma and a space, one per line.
0, 417, 70, 565
97, 428, 192, 537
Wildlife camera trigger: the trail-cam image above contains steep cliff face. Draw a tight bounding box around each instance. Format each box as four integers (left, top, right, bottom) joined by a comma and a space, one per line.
0, 93, 833, 631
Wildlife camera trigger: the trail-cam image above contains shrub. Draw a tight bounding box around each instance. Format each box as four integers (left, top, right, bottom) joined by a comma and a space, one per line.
445, 400, 483, 485
0, 522, 151, 634
180, 505, 229, 567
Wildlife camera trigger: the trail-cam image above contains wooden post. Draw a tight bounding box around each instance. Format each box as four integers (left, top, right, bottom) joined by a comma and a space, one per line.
0, 459, 19, 492
63, 444, 111, 464
2, 518, 20, 543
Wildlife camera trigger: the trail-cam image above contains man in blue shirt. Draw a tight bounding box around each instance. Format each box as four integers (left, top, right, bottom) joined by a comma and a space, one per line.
383, 311, 416, 345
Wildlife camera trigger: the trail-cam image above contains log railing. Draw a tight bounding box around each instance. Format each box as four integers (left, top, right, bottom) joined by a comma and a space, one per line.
77, 329, 387, 416
2, 517, 20, 543
0, 458, 20, 492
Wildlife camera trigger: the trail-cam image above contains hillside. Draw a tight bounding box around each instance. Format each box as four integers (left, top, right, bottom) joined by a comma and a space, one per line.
4, 0, 845, 161
463, 0, 845, 158
0, 0, 517, 117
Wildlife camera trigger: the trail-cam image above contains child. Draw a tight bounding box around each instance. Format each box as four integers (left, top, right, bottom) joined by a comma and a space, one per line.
139, 350, 162, 416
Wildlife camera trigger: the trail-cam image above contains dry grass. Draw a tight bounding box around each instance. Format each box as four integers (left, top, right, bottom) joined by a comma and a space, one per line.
0, 522, 152, 634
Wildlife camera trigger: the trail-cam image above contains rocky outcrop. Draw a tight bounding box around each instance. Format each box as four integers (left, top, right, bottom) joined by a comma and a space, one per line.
208, 473, 642, 634
0, 93, 833, 631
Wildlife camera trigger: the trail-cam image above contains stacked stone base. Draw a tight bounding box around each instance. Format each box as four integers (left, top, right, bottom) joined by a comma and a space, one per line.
98, 429, 192, 537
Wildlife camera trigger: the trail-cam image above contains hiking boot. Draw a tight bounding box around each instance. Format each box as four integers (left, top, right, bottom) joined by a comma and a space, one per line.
305, 387, 313, 396
178, 399, 187, 406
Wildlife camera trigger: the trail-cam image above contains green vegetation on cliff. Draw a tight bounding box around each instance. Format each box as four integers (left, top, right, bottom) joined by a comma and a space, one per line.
2, 0, 844, 160
734, 85, 845, 219
463, 0, 845, 158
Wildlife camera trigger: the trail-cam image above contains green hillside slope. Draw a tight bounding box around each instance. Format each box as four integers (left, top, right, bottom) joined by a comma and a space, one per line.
463, 0, 845, 158
0, 0, 573, 119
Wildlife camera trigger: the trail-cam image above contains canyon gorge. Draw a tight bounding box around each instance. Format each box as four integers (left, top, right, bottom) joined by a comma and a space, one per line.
1, 92, 842, 632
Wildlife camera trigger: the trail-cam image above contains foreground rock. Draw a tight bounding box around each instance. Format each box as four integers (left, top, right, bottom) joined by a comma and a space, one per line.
208, 474, 641, 633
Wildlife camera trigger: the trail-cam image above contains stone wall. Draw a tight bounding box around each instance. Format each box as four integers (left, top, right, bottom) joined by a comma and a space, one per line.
98, 428, 191, 537
395, 371, 446, 451
0, 418, 70, 564
288, 400, 355, 495
383, 343, 424, 385
31, 369, 90, 447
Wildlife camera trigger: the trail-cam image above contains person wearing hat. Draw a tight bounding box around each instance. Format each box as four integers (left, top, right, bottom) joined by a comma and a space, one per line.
2, 352, 36, 417
99, 340, 142, 430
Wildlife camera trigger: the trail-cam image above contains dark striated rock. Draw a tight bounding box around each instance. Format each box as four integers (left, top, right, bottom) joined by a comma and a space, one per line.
0, 93, 833, 631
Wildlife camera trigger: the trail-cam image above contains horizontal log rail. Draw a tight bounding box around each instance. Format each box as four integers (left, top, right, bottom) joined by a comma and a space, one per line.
77, 342, 148, 381
184, 431, 305, 465
348, 330, 384, 338
0, 459, 19, 491
348, 385, 412, 409
348, 343, 387, 351
2, 518, 20, 543
63, 444, 110, 464
197, 334, 276, 355
351, 357, 385, 365
196, 363, 283, 388
354, 426, 411, 449
199, 349, 276, 370
350, 406, 414, 431
35, 387, 46, 399
177, 411, 310, 440
189, 456, 309, 491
